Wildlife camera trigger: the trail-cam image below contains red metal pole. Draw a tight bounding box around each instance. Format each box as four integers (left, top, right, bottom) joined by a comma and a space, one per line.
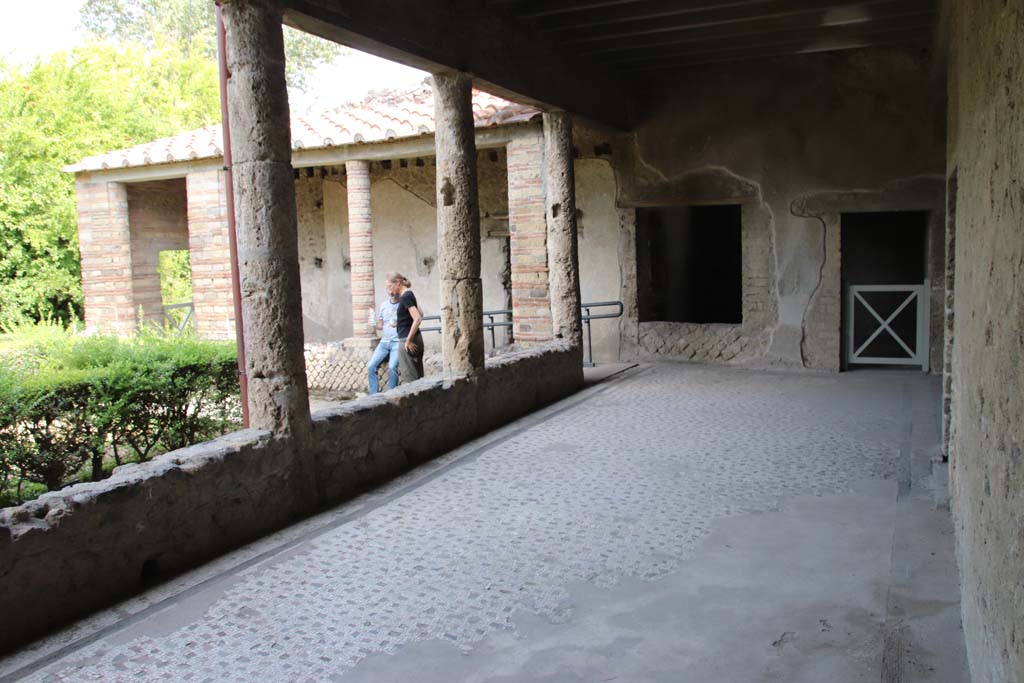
216, 3, 250, 428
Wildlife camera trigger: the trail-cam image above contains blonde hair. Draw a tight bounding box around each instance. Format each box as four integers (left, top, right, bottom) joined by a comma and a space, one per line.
386, 271, 411, 288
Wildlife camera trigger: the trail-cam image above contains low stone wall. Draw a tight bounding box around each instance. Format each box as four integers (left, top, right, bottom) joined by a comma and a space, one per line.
0, 342, 583, 652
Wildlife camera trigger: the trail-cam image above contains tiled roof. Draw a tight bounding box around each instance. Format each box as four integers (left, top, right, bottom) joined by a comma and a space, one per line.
65, 88, 539, 173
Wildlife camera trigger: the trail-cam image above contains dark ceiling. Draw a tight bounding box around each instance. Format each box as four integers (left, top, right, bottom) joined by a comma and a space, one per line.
488, 0, 938, 73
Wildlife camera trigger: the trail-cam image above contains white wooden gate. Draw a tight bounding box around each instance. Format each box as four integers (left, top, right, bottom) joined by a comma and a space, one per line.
847, 284, 929, 370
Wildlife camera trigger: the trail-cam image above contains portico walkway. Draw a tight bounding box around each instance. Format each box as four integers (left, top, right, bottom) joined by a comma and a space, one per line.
0, 364, 967, 682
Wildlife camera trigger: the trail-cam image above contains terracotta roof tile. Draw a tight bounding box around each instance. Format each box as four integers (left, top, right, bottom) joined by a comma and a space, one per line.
66, 87, 539, 173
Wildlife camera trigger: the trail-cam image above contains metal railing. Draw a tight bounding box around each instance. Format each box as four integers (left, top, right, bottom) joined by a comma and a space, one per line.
163, 302, 195, 335
419, 309, 514, 349
581, 300, 624, 367
419, 300, 624, 366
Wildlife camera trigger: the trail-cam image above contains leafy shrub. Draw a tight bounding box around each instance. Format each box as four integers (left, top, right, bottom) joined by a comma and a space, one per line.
0, 325, 240, 506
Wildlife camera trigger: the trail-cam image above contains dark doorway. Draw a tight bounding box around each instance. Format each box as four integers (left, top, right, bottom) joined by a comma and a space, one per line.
637, 204, 742, 324
841, 211, 928, 369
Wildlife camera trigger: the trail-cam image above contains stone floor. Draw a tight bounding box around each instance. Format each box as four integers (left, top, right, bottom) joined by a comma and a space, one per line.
0, 363, 968, 682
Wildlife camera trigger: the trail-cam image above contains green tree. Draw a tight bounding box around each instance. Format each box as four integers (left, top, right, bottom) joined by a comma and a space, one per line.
81, 0, 345, 91
0, 41, 221, 325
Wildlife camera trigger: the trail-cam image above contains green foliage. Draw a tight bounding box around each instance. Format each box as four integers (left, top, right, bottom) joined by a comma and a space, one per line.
0, 324, 240, 507
159, 249, 193, 304
0, 41, 220, 326
80, 0, 346, 91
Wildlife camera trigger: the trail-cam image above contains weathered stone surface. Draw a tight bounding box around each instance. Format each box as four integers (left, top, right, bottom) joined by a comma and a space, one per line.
432, 72, 481, 281
232, 161, 311, 435
0, 429, 303, 652
440, 277, 485, 376
432, 71, 485, 375
946, 3, 1024, 681
543, 111, 582, 347
222, 0, 290, 165
0, 342, 583, 651
223, 0, 310, 437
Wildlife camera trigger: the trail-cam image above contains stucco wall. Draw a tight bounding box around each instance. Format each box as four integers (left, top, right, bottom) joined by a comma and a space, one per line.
296, 175, 329, 341
575, 159, 623, 363
946, 2, 1024, 681
610, 47, 946, 369
297, 152, 511, 352
0, 342, 583, 652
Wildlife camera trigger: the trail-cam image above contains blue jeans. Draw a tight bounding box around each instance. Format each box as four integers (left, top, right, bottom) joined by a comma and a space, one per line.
367, 339, 400, 394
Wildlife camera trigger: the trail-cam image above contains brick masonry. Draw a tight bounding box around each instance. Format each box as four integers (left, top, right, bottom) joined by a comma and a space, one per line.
75, 180, 136, 335
187, 171, 236, 340
345, 161, 376, 339
507, 130, 553, 343
128, 180, 189, 328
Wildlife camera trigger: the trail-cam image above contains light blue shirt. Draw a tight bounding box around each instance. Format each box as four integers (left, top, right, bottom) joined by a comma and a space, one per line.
378, 299, 400, 341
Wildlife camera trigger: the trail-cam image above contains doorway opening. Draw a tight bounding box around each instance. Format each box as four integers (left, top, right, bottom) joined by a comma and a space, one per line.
841, 211, 928, 370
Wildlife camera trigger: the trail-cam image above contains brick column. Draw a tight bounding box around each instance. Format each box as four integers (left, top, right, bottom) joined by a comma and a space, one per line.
507, 130, 553, 343
75, 179, 136, 335
543, 111, 583, 347
344, 160, 377, 344
186, 170, 235, 340
432, 71, 485, 376
223, 0, 310, 435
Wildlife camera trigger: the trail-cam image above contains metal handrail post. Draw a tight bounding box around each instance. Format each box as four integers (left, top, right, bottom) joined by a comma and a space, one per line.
584, 306, 594, 367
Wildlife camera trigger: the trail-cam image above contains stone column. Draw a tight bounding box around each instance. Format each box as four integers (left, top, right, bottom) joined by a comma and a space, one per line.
75, 179, 136, 336
543, 111, 583, 347
222, 0, 310, 435
432, 71, 485, 376
344, 160, 377, 344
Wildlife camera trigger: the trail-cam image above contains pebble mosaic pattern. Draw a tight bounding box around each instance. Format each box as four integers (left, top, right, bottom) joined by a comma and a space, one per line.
26, 364, 907, 682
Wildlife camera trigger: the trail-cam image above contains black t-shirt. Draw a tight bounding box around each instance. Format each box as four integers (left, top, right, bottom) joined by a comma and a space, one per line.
396, 290, 418, 338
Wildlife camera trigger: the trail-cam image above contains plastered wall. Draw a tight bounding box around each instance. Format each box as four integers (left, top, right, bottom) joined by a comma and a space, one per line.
298, 152, 511, 352
603, 47, 947, 369
946, 2, 1024, 680
575, 159, 623, 363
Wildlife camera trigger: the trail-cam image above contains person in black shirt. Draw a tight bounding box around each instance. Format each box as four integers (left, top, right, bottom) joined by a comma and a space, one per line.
389, 272, 424, 381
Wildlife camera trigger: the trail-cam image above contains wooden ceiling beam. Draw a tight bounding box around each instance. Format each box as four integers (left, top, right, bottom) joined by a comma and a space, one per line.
605, 14, 935, 65
562, 0, 929, 44
284, 0, 633, 129
579, 1, 935, 55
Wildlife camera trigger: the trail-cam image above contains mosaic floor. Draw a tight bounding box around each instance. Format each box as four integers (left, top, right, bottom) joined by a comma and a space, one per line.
2, 363, 964, 682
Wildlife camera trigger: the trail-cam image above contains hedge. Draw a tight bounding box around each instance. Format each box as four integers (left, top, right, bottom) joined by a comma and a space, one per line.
0, 329, 241, 506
